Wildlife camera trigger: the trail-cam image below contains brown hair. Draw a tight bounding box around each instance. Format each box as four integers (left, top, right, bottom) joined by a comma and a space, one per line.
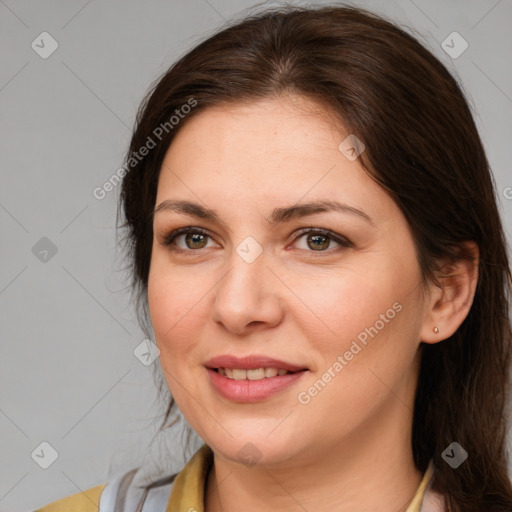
117, 4, 512, 510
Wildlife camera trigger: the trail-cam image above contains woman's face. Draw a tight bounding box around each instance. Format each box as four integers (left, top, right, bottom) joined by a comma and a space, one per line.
148, 94, 431, 466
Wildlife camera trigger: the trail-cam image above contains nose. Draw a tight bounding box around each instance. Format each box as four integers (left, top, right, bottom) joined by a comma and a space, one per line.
211, 247, 283, 335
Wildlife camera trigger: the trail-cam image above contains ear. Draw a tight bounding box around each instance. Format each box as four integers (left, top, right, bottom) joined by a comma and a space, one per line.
420, 241, 479, 344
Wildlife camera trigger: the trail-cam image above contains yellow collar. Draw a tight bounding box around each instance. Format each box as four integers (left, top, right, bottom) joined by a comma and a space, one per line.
166, 444, 434, 512
166, 444, 213, 512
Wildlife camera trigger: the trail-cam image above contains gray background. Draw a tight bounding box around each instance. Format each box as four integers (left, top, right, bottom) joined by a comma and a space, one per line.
1, 0, 511, 510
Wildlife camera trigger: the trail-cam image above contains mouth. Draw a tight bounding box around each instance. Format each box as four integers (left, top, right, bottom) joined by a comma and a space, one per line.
212, 367, 302, 380
204, 354, 308, 373
204, 355, 309, 402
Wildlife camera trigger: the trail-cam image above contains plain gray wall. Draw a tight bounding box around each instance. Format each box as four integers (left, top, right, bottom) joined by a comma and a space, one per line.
1, 1, 511, 510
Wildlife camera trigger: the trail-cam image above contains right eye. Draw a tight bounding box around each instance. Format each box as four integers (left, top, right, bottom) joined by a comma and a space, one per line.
161, 227, 217, 252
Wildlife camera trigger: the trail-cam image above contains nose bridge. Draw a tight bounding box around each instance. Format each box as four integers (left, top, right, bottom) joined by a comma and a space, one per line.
211, 235, 281, 331
221, 236, 268, 302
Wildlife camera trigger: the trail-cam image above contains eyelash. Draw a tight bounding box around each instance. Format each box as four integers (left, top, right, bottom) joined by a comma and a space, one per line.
160, 226, 353, 256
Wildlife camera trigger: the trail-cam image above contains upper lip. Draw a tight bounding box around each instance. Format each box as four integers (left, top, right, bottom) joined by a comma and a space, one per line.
205, 355, 307, 372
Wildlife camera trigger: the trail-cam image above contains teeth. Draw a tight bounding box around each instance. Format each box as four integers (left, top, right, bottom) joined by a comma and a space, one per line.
264, 368, 278, 378
247, 368, 265, 380
217, 367, 291, 380
232, 369, 246, 380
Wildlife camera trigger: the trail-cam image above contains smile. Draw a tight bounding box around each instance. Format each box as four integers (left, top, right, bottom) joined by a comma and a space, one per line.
207, 367, 308, 402
215, 367, 292, 380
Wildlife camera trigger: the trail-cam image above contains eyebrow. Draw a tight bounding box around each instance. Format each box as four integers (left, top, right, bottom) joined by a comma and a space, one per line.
153, 199, 375, 227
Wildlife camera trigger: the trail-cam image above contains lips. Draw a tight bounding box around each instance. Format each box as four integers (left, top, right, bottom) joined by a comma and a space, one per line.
204, 354, 309, 402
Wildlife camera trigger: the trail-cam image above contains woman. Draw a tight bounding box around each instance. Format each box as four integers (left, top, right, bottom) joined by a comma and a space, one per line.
35, 3, 512, 511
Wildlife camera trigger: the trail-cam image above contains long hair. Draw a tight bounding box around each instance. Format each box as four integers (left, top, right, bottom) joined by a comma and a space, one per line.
117, 4, 512, 510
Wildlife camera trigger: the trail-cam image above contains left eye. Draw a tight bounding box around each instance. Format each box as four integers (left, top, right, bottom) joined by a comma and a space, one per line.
293, 229, 352, 252
161, 227, 353, 253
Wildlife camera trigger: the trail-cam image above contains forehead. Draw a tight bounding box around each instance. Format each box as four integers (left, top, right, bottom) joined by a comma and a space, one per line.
155, 95, 394, 225
167, 94, 346, 161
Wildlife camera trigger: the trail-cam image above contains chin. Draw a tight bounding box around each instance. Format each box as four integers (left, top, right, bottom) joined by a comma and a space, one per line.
208, 431, 305, 468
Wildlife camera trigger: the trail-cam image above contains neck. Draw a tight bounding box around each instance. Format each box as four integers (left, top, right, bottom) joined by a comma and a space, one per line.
204, 396, 423, 511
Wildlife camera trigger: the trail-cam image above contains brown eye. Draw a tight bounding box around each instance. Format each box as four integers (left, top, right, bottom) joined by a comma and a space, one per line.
293, 228, 353, 253
183, 232, 208, 249
306, 233, 330, 251
162, 227, 214, 251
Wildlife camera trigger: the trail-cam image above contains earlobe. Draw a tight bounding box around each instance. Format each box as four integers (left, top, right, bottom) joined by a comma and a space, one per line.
420, 241, 479, 344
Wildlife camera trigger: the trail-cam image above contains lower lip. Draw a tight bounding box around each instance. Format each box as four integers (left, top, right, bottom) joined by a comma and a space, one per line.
206, 368, 308, 403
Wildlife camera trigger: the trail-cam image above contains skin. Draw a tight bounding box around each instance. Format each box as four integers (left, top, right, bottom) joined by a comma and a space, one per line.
147, 93, 479, 511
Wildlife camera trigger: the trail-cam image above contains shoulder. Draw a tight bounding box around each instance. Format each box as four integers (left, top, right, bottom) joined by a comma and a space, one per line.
33, 444, 212, 511
33, 483, 107, 512
33, 466, 178, 512
419, 461, 446, 512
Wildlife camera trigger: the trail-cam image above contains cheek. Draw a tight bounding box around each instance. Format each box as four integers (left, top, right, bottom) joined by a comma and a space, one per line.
147, 269, 205, 414
293, 250, 423, 375
147, 262, 201, 360
290, 267, 400, 346
294, 280, 421, 431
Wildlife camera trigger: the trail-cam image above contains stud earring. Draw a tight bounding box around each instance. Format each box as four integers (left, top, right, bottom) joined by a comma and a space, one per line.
433, 327, 439, 333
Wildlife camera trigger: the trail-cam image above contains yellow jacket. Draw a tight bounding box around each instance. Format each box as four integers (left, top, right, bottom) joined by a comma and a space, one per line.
34, 444, 443, 511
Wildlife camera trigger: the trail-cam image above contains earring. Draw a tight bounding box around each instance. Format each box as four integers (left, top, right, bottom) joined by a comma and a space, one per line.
433, 327, 439, 333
